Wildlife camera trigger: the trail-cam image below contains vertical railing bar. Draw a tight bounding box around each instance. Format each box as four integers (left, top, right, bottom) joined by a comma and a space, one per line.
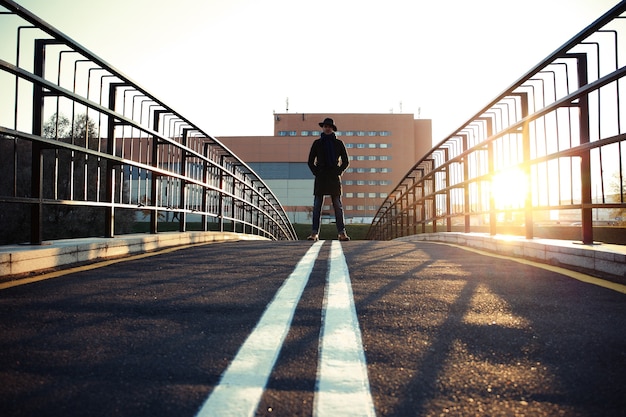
11, 27, 32, 197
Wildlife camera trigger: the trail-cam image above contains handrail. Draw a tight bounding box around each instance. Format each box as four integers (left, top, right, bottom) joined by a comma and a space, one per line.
367, 1, 626, 244
0, 0, 297, 243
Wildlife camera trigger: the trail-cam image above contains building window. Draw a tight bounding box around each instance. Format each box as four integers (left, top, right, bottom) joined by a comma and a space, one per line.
345, 180, 354, 185
380, 155, 390, 160
380, 192, 388, 198
368, 193, 377, 198
357, 143, 366, 148
379, 143, 389, 148
345, 167, 392, 174
356, 131, 366, 136
368, 131, 377, 136
368, 143, 376, 148
301, 131, 310, 136
345, 131, 355, 136
357, 192, 365, 198
346, 205, 354, 210
312, 130, 321, 136
345, 143, 354, 148
357, 180, 365, 185
345, 192, 354, 198
356, 156, 365, 161
380, 131, 391, 136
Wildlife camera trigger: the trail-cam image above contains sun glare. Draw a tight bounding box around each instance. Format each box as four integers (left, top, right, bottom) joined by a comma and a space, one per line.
491, 168, 528, 209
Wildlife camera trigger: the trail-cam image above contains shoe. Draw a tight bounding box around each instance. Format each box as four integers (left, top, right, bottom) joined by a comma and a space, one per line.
338, 232, 350, 241
307, 234, 319, 241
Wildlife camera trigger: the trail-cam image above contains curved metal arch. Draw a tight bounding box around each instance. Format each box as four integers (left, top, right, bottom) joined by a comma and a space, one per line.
368, 2, 626, 243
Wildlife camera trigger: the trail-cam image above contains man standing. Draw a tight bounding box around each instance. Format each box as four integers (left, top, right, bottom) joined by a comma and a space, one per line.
307, 117, 350, 241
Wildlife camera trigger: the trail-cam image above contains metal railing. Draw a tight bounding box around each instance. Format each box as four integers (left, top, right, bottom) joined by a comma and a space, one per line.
367, 1, 626, 244
0, 0, 296, 244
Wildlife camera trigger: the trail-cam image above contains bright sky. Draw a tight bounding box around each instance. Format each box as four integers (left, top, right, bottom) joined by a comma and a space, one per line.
4, 0, 622, 144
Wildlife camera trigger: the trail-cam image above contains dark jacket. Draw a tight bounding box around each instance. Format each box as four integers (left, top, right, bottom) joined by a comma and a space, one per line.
307, 134, 349, 196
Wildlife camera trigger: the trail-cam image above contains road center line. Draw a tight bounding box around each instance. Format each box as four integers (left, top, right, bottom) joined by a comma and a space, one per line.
314, 241, 376, 417
195, 240, 324, 417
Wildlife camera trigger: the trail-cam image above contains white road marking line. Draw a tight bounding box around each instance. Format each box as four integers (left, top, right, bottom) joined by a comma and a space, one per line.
195, 241, 324, 417
314, 241, 376, 417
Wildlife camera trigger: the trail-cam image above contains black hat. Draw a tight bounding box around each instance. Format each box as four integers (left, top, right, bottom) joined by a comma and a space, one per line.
318, 117, 337, 131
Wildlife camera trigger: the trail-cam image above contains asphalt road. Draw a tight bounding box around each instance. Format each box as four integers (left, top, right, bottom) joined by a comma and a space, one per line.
0, 240, 624, 417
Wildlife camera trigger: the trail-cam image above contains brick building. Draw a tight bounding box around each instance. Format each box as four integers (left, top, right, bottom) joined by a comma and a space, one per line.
218, 113, 432, 224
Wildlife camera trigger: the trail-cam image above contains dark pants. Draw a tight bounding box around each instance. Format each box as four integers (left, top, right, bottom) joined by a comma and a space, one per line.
312, 194, 346, 234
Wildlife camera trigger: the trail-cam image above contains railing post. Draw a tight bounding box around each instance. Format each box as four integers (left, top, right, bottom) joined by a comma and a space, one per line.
202, 142, 210, 231
250, 179, 259, 234
480, 118, 496, 236
179, 128, 190, 232
443, 148, 451, 232
398, 190, 404, 237
428, 160, 436, 234
231, 167, 237, 233
218, 154, 225, 232
150, 110, 167, 234
29, 39, 45, 245
419, 169, 426, 234
410, 177, 417, 235
572, 53, 593, 244
404, 189, 410, 237
105, 82, 126, 238
517, 92, 534, 240
431, 179, 437, 234
461, 134, 471, 233
393, 204, 399, 238
488, 140, 497, 236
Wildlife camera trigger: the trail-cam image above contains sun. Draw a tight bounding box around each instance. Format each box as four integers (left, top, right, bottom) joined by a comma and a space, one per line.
490, 168, 528, 209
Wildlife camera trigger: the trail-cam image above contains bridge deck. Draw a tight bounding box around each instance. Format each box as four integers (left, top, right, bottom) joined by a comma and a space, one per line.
0, 238, 624, 416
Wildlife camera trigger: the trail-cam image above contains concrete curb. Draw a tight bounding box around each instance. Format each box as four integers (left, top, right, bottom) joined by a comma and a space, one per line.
396, 232, 626, 279
0, 231, 269, 278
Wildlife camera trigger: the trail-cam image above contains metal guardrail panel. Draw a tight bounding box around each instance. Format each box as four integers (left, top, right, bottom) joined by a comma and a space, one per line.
367, 1, 626, 244
0, 0, 296, 243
